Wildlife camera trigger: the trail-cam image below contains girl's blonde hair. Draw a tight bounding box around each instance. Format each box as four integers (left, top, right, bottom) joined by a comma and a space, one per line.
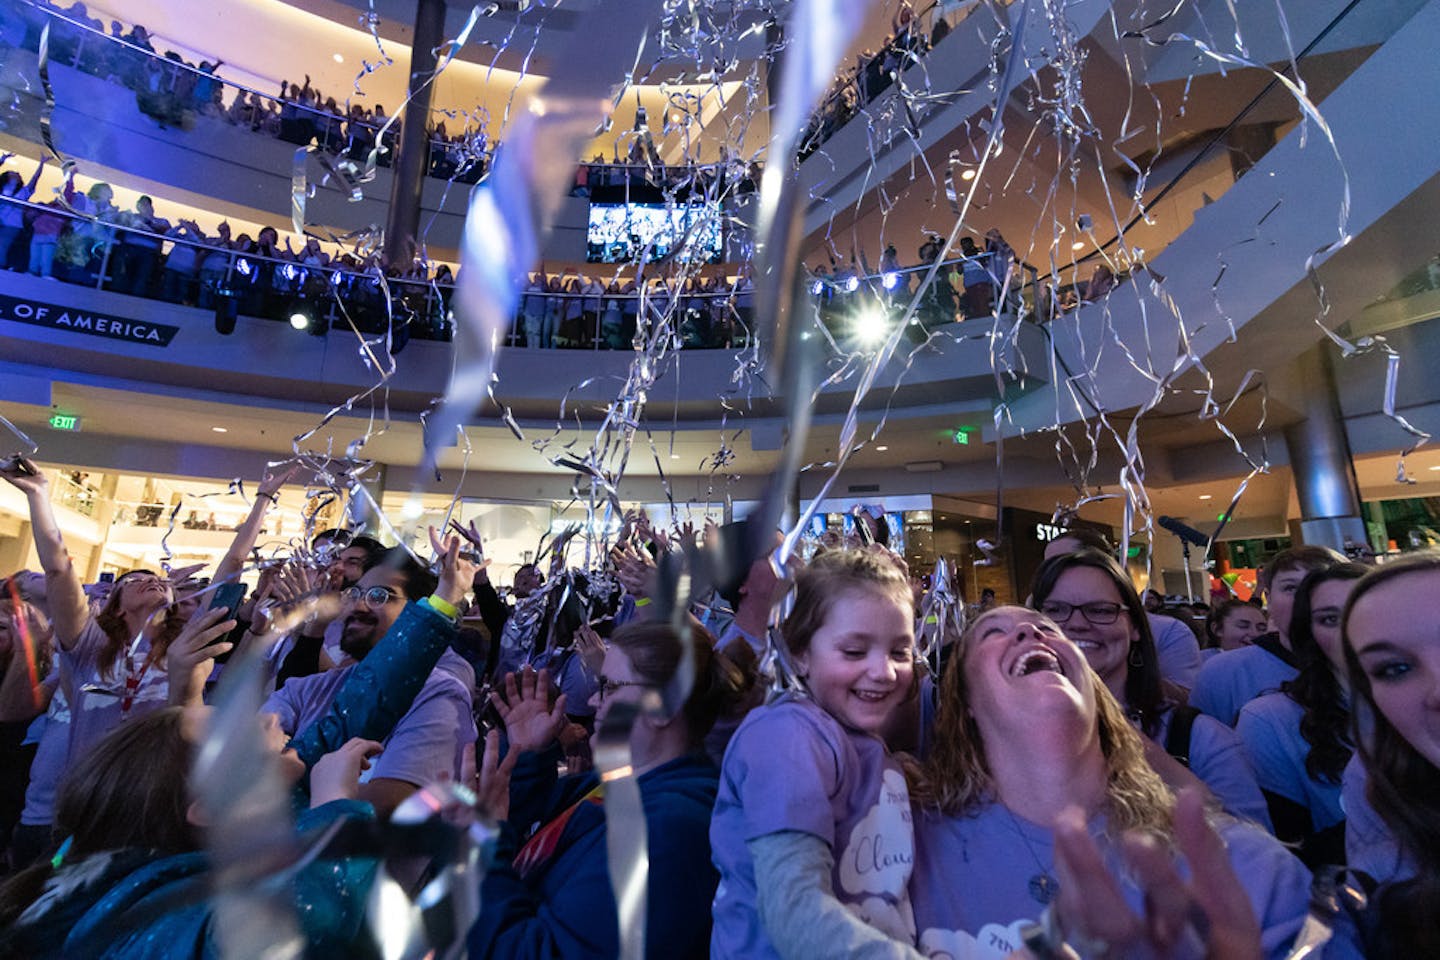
916, 606, 1174, 837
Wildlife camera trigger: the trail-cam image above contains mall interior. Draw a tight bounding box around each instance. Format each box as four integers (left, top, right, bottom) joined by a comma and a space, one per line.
1, 0, 1439, 954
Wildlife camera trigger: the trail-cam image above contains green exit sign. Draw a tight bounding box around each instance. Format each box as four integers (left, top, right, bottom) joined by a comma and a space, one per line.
952, 426, 976, 445
48, 413, 81, 431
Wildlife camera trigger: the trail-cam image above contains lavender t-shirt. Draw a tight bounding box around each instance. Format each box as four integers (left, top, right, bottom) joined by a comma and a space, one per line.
1190, 643, 1298, 726
62, 619, 171, 767
1237, 693, 1344, 831
711, 695, 917, 959
910, 803, 1318, 960
263, 650, 477, 787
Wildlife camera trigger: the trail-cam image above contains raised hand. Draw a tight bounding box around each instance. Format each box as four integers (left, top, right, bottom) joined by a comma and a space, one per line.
166, 605, 236, 707
429, 527, 484, 608
256, 463, 299, 500
311, 737, 384, 806
574, 623, 606, 676
474, 728, 519, 821
0, 455, 46, 497
489, 666, 568, 755
1050, 789, 1263, 960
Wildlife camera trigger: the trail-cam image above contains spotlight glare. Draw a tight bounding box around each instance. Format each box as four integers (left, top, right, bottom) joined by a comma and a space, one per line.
844, 276, 860, 293
1071, 240, 1085, 251
960, 168, 976, 181
811, 280, 824, 295
882, 271, 899, 290
289, 312, 310, 331
856, 308, 889, 346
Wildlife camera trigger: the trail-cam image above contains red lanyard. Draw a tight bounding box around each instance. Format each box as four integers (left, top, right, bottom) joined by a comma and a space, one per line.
118, 654, 153, 717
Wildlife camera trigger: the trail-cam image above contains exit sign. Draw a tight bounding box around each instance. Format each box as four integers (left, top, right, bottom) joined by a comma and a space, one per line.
48, 413, 81, 431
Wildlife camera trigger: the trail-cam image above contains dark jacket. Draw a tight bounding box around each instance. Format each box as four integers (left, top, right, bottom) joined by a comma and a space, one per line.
469, 751, 719, 959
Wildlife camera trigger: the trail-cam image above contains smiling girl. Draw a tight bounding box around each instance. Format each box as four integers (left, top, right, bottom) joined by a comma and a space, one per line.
711, 549, 923, 959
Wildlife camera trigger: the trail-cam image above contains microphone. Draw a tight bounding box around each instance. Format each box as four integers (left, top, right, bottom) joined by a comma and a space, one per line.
1157, 515, 1210, 549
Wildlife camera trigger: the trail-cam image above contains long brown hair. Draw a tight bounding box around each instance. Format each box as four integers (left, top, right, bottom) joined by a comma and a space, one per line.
918, 606, 1174, 837
0, 708, 198, 928
93, 571, 182, 679
608, 621, 754, 748
1341, 553, 1440, 955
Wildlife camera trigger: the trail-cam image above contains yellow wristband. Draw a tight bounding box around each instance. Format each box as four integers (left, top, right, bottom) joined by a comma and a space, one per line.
633, 597, 651, 607
425, 594, 460, 619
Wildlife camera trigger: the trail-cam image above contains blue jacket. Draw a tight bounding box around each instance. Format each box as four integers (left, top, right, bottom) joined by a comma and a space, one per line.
469, 750, 719, 959
2, 801, 377, 959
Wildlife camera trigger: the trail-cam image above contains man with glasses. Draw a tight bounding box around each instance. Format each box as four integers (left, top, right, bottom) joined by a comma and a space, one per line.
262, 545, 480, 816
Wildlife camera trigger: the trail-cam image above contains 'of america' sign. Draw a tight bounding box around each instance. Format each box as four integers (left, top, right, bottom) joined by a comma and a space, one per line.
0, 293, 179, 347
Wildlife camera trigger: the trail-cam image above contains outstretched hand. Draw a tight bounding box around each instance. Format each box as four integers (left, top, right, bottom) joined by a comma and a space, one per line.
429, 527, 484, 607
489, 666, 568, 755
166, 605, 236, 707
0, 456, 46, 496
311, 737, 384, 806
1050, 788, 1263, 960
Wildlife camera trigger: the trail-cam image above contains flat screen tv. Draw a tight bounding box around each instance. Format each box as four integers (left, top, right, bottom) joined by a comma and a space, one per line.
586, 201, 723, 264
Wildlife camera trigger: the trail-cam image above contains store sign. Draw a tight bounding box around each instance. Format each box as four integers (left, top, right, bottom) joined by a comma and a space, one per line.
1034, 522, 1068, 542
0, 294, 179, 347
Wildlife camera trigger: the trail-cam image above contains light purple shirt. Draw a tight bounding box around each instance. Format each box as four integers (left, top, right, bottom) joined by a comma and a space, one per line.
1149, 613, 1204, 689
1237, 693, 1344, 831
910, 803, 1325, 960
62, 618, 171, 768
1190, 643, 1298, 726
711, 695, 917, 959
263, 650, 477, 786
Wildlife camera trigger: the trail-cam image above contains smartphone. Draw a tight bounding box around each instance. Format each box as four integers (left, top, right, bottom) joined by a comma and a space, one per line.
208, 581, 247, 622
98, 571, 116, 584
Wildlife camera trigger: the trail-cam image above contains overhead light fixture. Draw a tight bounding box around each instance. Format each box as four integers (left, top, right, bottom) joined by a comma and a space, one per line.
844, 276, 860, 293
1071, 240, 1085, 251
333, 53, 344, 63
960, 169, 976, 181
669, 453, 681, 460
1198, 494, 1213, 500
211, 426, 228, 433
876, 445, 889, 452
882, 272, 900, 290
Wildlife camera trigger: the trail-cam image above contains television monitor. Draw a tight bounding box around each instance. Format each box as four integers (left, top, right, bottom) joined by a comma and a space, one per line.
586, 201, 724, 264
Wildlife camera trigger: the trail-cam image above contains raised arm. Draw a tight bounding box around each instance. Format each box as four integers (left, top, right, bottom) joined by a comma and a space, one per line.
212, 465, 296, 587
21, 155, 49, 199
1, 458, 88, 650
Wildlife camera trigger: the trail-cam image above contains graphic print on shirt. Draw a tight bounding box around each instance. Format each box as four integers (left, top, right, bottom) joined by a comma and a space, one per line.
838, 768, 917, 943
920, 919, 1030, 960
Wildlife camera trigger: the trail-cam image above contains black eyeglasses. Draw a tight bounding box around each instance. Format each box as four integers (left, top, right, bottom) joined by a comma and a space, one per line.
597, 675, 654, 702
341, 585, 403, 609
1038, 600, 1125, 625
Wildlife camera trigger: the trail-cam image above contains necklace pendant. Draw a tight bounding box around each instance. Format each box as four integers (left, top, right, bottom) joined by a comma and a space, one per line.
1028, 873, 1058, 905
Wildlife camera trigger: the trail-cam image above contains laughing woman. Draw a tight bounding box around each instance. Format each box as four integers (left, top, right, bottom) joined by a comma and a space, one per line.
907, 606, 1346, 960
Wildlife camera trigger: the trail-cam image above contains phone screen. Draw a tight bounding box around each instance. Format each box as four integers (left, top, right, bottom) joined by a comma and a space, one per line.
209, 582, 247, 621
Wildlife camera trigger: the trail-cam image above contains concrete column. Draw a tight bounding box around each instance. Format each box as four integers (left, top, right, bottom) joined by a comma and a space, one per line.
83, 472, 120, 581
1282, 343, 1368, 553
383, 0, 447, 267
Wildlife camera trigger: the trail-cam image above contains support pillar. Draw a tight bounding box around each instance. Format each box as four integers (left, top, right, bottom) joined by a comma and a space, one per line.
383, 0, 447, 267
1282, 344, 1368, 554
83, 472, 120, 581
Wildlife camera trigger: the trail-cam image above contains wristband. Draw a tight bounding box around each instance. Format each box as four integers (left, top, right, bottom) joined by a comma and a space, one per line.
423, 594, 461, 620
633, 597, 651, 607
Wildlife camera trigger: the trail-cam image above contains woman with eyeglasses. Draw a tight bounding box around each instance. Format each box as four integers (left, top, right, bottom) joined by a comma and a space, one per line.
468, 620, 754, 959
1, 457, 236, 866
1029, 550, 1271, 827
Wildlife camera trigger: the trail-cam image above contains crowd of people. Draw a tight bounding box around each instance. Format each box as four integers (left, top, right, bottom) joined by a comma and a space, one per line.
14, 1, 491, 183
517, 267, 755, 350
812, 228, 1132, 335
0, 452, 1434, 957
799, 2, 959, 161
